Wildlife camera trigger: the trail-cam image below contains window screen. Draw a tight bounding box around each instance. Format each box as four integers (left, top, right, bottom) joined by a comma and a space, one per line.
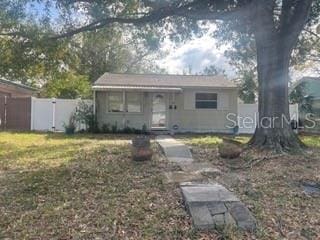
126, 92, 142, 113
195, 93, 217, 109
108, 92, 124, 112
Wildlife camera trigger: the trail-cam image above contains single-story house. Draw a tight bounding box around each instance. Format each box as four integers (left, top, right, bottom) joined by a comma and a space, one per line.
92, 73, 238, 133
0, 79, 37, 98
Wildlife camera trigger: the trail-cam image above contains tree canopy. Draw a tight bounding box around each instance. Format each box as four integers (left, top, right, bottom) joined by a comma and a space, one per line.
0, 0, 164, 97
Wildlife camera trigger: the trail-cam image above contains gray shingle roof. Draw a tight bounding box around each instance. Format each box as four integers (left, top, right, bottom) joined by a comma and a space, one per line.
94, 73, 236, 89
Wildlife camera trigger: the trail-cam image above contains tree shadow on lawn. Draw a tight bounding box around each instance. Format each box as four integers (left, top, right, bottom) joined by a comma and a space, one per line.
0, 141, 92, 171
44, 132, 138, 141
0, 144, 205, 240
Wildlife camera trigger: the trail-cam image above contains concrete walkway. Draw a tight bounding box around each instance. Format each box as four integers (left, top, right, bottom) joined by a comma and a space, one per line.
156, 135, 193, 165
156, 135, 256, 232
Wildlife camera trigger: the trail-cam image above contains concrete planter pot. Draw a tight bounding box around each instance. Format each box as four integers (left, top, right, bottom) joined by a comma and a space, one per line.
218, 138, 243, 159
131, 136, 153, 161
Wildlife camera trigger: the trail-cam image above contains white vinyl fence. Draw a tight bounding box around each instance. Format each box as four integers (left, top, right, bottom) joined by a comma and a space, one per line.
31, 98, 92, 131
238, 103, 299, 134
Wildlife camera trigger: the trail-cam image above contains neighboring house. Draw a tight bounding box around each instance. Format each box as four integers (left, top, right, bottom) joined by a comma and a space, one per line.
290, 76, 320, 131
290, 77, 320, 113
93, 73, 238, 133
0, 79, 37, 98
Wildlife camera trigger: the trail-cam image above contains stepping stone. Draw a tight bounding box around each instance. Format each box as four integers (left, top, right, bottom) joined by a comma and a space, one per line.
180, 183, 256, 232
164, 171, 204, 184
156, 136, 193, 159
168, 157, 194, 165
180, 183, 239, 204
226, 202, 257, 231
208, 202, 227, 215
188, 205, 214, 230
180, 162, 221, 178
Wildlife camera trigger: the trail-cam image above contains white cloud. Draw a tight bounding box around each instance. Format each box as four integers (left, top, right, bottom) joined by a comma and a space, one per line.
157, 25, 236, 76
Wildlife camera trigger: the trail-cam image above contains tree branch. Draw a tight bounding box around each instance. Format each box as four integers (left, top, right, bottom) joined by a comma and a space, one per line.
49, 0, 254, 40
304, 28, 320, 41
280, 0, 313, 50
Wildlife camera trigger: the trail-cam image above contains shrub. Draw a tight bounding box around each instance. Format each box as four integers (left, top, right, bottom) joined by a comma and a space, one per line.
101, 124, 110, 133
134, 129, 142, 134
63, 112, 77, 135
111, 122, 118, 133
142, 124, 148, 134
123, 126, 134, 134
74, 101, 98, 133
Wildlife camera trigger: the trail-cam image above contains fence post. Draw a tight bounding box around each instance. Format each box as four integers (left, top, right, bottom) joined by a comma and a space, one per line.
30, 97, 34, 130
4, 96, 7, 130
52, 98, 56, 132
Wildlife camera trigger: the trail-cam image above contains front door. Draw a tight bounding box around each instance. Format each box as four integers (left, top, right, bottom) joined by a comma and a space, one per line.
152, 93, 167, 129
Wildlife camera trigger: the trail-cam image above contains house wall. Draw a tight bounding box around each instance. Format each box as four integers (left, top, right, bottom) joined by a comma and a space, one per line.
96, 91, 151, 130
96, 88, 238, 133
169, 88, 237, 133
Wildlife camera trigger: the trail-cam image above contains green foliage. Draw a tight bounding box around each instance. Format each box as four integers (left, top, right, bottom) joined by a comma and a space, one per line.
63, 112, 77, 134
290, 82, 308, 104
123, 126, 134, 134
99, 123, 148, 134
238, 70, 257, 104
101, 124, 110, 134
74, 101, 98, 133
41, 72, 91, 99
202, 65, 226, 76
142, 124, 148, 134
290, 82, 314, 113
111, 122, 118, 133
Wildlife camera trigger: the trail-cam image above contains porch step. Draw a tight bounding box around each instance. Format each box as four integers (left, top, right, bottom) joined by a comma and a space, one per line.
150, 130, 171, 135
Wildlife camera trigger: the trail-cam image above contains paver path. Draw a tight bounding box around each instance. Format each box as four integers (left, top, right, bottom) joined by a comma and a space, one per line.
156, 135, 256, 232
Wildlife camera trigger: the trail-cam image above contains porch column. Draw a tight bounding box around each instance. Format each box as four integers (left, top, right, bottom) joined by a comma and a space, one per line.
93, 90, 96, 116
171, 92, 175, 131
122, 90, 126, 128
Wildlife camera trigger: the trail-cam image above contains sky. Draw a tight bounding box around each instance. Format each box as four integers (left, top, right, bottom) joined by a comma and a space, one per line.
157, 30, 235, 76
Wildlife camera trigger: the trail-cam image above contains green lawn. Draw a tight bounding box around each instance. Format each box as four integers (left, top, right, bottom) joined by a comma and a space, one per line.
0, 132, 215, 239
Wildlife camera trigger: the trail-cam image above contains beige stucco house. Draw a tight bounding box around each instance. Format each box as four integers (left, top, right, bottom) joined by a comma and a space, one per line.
93, 73, 238, 133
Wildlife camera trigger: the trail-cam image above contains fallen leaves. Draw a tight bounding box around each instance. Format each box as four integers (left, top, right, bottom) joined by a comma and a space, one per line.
181, 134, 320, 240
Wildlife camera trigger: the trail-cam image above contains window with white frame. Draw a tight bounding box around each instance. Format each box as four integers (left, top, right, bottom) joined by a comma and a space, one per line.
126, 92, 142, 113
195, 93, 218, 109
108, 92, 124, 112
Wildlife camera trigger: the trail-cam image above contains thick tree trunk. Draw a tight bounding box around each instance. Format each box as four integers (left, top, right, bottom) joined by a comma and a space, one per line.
248, 37, 305, 152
